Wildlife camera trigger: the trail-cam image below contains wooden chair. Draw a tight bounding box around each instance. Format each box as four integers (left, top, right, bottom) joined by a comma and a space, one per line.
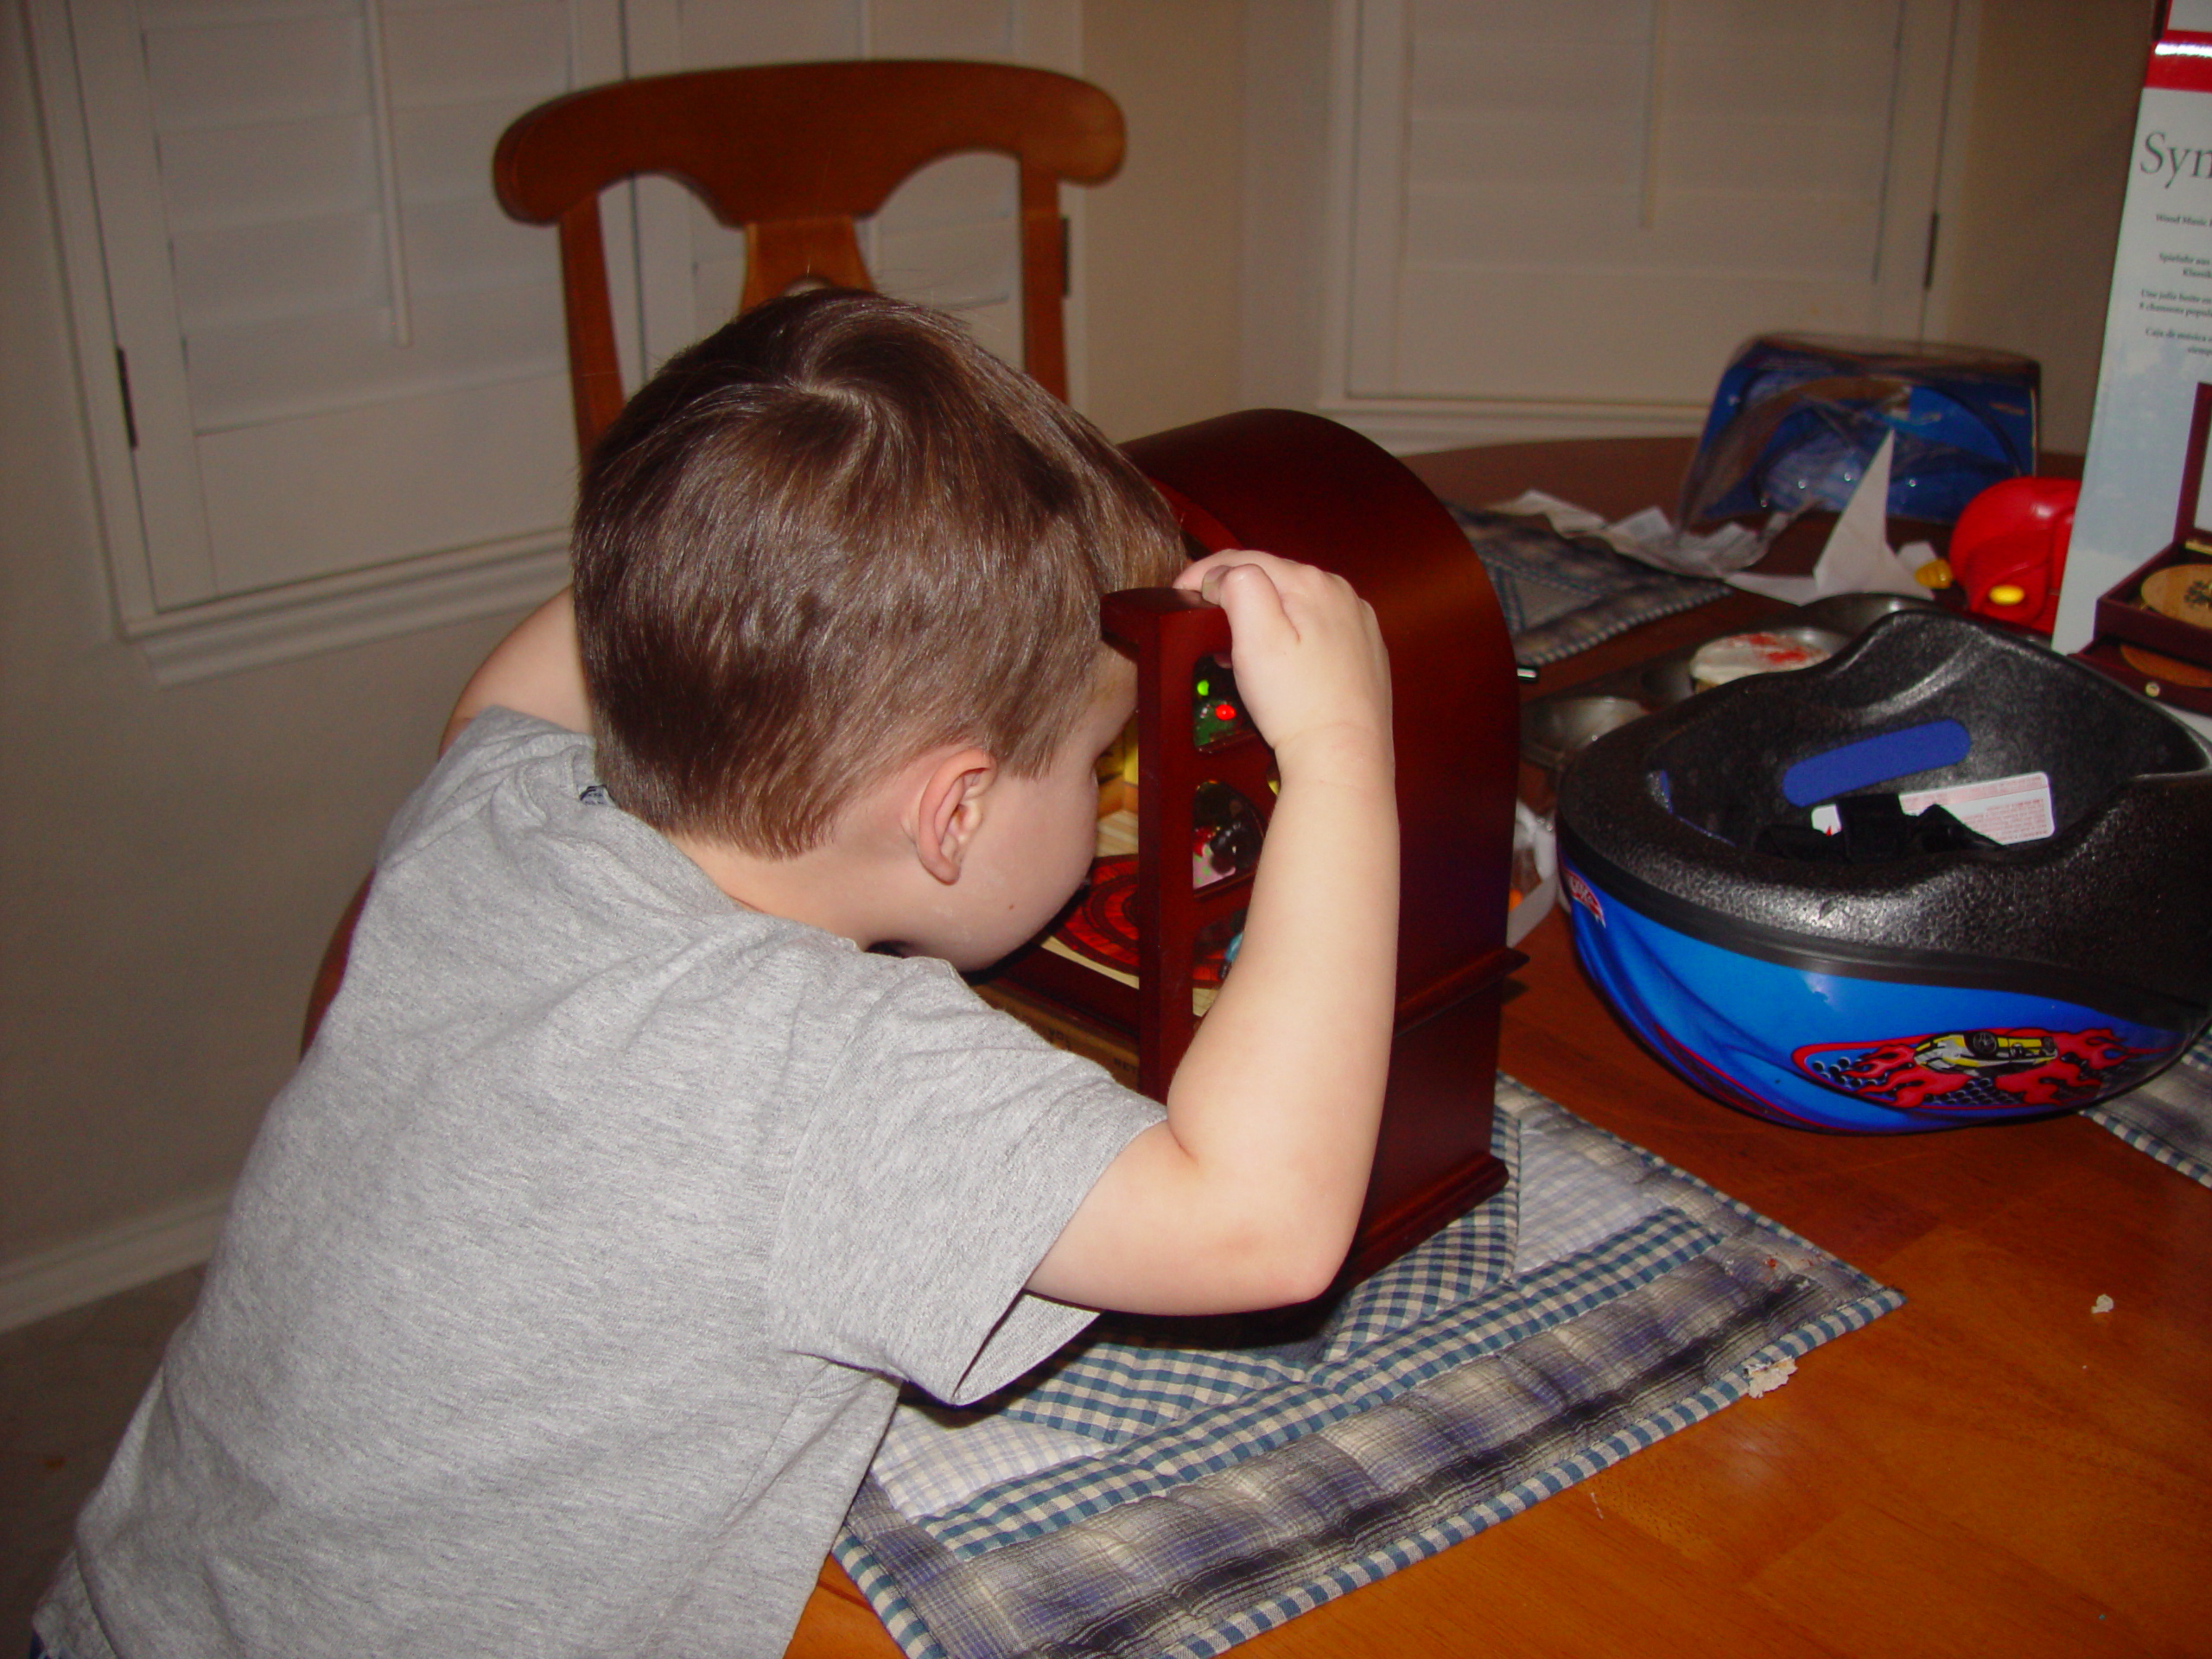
492, 59, 1125, 454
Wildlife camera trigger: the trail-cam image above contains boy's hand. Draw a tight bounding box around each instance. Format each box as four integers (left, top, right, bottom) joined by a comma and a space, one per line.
1173, 551, 1393, 785
1028, 550, 1399, 1315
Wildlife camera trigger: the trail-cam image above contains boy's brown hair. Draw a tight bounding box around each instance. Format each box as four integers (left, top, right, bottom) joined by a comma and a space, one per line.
572, 289, 1185, 856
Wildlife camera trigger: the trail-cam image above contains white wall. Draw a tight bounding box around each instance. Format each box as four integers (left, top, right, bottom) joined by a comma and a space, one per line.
1238, 0, 1333, 416
1929, 0, 2158, 454
1, 3, 533, 1319
1081, 0, 1245, 441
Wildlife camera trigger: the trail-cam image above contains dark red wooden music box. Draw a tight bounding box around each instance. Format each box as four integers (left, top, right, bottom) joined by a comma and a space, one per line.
2075, 381, 2212, 715
978, 409, 1522, 1286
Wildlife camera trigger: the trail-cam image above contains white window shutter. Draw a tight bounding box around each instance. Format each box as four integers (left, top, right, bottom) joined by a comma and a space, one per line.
35, 0, 622, 681
1327, 0, 1959, 448
33, 0, 1087, 681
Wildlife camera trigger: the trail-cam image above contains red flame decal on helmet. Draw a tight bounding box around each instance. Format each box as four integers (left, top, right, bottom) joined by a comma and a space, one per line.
1794, 1027, 2164, 1114
1565, 868, 1604, 925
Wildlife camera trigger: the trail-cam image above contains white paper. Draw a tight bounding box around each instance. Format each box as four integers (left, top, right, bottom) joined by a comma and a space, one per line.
1726, 435, 1929, 604
1488, 490, 1610, 537
1487, 491, 1769, 574
1607, 512, 1770, 576
1811, 769, 2058, 846
1898, 771, 2057, 844
2054, 53, 2212, 652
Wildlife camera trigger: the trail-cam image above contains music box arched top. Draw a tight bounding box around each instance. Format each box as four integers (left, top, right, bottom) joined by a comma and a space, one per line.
1125, 407, 1522, 1022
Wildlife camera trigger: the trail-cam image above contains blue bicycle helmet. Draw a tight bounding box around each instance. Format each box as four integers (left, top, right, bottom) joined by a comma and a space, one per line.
1556, 609, 2212, 1132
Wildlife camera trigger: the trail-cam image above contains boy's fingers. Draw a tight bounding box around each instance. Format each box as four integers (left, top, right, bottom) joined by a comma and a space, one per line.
1200, 563, 1298, 651
1201, 563, 1255, 608
1180, 550, 1351, 612
1175, 549, 1266, 597
1177, 552, 1306, 627
1177, 550, 1376, 671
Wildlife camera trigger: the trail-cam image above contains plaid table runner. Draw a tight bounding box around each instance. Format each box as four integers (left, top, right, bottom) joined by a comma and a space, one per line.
1447, 505, 1728, 668
836, 1079, 1901, 1659
2087, 1027, 2212, 1188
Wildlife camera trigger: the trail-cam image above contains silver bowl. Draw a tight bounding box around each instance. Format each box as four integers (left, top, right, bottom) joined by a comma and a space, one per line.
1521, 695, 1647, 771
1797, 591, 1942, 635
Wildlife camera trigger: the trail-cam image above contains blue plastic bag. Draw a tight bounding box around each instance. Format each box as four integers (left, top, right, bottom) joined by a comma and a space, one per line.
1679, 334, 2039, 530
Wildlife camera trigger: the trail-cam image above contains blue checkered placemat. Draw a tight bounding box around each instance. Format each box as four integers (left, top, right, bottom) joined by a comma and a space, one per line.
836, 1078, 1901, 1659
1448, 505, 1728, 667
2087, 1027, 2212, 1188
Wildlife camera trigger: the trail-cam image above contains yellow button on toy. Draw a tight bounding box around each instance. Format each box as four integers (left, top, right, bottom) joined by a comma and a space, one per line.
1988, 582, 2027, 607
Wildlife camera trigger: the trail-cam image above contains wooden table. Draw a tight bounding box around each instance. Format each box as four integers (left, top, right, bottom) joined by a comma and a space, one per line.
790, 438, 2210, 1658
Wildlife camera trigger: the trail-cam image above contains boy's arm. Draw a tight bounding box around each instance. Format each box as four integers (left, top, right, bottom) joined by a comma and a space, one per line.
442, 588, 592, 752
1027, 552, 1400, 1315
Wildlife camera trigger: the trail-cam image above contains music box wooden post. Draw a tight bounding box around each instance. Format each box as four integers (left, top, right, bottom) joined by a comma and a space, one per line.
984, 409, 1524, 1284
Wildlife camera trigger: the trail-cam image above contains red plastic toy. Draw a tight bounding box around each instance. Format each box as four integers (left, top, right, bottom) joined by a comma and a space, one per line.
1948, 476, 2078, 634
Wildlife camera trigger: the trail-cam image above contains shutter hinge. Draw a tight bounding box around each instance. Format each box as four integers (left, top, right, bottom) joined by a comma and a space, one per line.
1922, 213, 1942, 291
115, 347, 138, 449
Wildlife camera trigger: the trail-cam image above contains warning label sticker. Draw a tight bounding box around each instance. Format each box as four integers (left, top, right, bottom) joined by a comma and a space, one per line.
1897, 771, 2056, 845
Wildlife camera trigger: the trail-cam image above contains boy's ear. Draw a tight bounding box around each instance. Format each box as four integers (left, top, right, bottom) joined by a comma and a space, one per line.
912, 747, 998, 885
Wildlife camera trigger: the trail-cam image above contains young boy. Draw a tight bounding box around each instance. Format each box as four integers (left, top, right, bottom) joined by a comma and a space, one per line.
35, 291, 1398, 1659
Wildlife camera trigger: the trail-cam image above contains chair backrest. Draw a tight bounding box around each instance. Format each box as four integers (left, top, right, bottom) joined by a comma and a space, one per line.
494, 60, 1125, 454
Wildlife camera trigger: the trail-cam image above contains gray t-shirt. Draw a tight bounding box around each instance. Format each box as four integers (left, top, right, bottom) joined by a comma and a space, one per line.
40, 710, 1159, 1659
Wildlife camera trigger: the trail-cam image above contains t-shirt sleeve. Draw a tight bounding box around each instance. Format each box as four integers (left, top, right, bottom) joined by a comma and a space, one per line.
768, 965, 1162, 1406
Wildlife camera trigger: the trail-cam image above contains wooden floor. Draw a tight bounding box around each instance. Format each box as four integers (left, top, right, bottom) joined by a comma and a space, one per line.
791, 575, 2212, 1657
